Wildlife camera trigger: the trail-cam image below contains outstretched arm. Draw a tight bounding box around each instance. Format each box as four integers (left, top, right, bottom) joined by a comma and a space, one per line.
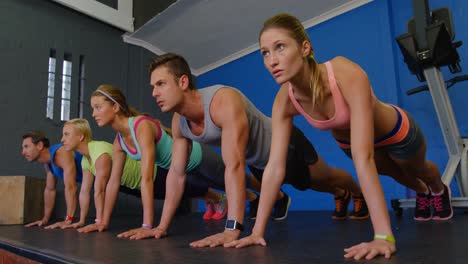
117, 118, 160, 240
190, 88, 249, 248
227, 85, 292, 248
335, 57, 395, 260
63, 170, 93, 229
45, 148, 78, 229
153, 114, 190, 238
25, 169, 56, 227
102, 140, 126, 227
93, 153, 112, 224
78, 153, 114, 233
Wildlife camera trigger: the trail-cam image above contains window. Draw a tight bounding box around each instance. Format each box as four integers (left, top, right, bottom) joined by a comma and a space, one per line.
61, 54, 72, 121
46, 51, 85, 121
46, 49, 56, 119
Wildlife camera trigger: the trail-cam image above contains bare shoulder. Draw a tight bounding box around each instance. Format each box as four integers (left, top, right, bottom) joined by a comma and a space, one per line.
54, 146, 74, 166
55, 146, 73, 158
274, 83, 297, 116
171, 113, 184, 138
274, 84, 289, 107
329, 56, 367, 80
330, 56, 360, 69
134, 115, 156, 130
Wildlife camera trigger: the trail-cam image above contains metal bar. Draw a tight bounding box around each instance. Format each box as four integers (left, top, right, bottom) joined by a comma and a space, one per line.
458, 139, 468, 196
423, 67, 463, 156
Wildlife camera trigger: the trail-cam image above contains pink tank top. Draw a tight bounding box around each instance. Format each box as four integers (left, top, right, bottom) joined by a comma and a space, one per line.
288, 61, 350, 130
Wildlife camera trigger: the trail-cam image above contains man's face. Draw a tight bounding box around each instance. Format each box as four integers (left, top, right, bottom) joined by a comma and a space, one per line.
150, 66, 184, 113
21, 137, 41, 162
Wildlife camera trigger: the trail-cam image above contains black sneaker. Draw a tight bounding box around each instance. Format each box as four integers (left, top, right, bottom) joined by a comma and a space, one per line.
332, 189, 351, 220
432, 184, 453, 220
272, 192, 291, 221
349, 194, 369, 220
248, 196, 260, 220
414, 191, 432, 221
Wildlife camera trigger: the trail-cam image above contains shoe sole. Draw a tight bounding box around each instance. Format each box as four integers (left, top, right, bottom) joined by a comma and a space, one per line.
272, 196, 291, 221
349, 215, 369, 220
414, 215, 432, 221
331, 215, 347, 220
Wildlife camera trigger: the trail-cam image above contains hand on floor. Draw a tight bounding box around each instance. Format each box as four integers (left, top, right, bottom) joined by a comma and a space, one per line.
225, 234, 266, 248
44, 221, 69, 230
61, 221, 84, 229
344, 239, 396, 260
24, 219, 48, 227
152, 226, 168, 239
117, 227, 155, 240
189, 230, 240, 248
78, 223, 107, 233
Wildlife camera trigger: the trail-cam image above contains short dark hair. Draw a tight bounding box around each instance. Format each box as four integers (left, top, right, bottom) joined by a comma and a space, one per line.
148, 53, 195, 90
22, 131, 50, 148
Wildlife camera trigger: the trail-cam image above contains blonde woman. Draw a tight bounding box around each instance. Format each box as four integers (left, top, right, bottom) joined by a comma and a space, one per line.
61, 119, 228, 233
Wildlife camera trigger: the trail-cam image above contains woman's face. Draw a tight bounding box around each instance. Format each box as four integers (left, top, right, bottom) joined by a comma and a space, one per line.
90, 95, 117, 127
61, 124, 81, 151
260, 27, 309, 85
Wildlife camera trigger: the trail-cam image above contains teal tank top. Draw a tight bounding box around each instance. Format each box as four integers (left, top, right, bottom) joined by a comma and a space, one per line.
118, 116, 202, 172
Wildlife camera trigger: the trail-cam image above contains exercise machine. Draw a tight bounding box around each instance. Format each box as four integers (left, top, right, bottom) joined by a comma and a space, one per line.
392, 0, 468, 215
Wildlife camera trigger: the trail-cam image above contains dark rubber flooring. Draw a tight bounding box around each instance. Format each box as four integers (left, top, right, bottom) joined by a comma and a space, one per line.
1, 210, 467, 264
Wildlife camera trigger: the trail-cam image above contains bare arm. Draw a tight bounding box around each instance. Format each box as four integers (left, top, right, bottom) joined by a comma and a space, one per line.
76, 170, 94, 226
334, 57, 395, 259
102, 138, 126, 226
25, 169, 56, 227
42, 170, 57, 224
93, 153, 112, 222
216, 89, 249, 226
336, 57, 392, 237
156, 113, 190, 233
252, 86, 292, 237
56, 147, 78, 221
226, 85, 293, 248
134, 119, 158, 228
190, 88, 249, 248
79, 140, 124, 233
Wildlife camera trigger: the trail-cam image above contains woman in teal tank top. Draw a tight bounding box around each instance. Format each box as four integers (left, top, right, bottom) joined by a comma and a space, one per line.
89, 85, 261, 240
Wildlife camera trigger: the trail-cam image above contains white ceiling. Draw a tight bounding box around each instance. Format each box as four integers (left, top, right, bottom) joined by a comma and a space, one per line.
123, 0, 373, 76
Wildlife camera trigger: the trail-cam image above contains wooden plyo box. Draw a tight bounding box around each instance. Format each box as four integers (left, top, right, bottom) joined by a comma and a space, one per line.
0, 176, 45, 225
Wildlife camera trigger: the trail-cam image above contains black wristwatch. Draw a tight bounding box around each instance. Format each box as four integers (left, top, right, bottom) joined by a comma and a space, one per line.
225, 219, 244, 232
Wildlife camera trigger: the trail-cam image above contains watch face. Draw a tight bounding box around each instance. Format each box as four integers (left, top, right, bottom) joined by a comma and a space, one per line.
225, 220, 236, 230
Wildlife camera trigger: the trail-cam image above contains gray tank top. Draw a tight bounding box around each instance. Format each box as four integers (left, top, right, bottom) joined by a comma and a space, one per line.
178, 85, 271, 169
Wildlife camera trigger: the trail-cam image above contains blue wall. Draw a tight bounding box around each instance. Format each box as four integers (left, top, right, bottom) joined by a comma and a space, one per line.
197, 0, 468, 210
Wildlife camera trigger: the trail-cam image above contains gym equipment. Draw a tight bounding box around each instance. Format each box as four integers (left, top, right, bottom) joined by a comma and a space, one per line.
392, 0, 468, 215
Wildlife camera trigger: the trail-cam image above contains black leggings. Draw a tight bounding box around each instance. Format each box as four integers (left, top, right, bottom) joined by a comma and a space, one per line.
249, 126, 318, 191
119, 167, 209, 199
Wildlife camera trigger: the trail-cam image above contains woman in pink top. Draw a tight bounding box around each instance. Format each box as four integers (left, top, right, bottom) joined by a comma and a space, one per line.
228, 13, 452, 260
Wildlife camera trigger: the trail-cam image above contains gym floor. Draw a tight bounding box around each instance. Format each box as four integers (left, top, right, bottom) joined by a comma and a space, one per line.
0, 210, 467, 263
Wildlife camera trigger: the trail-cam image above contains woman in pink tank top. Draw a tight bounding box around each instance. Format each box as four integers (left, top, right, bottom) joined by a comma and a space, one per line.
232, 13, 452, 260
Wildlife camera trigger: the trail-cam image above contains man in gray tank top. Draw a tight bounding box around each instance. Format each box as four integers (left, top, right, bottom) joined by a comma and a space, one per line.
146, 53, 367, 248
